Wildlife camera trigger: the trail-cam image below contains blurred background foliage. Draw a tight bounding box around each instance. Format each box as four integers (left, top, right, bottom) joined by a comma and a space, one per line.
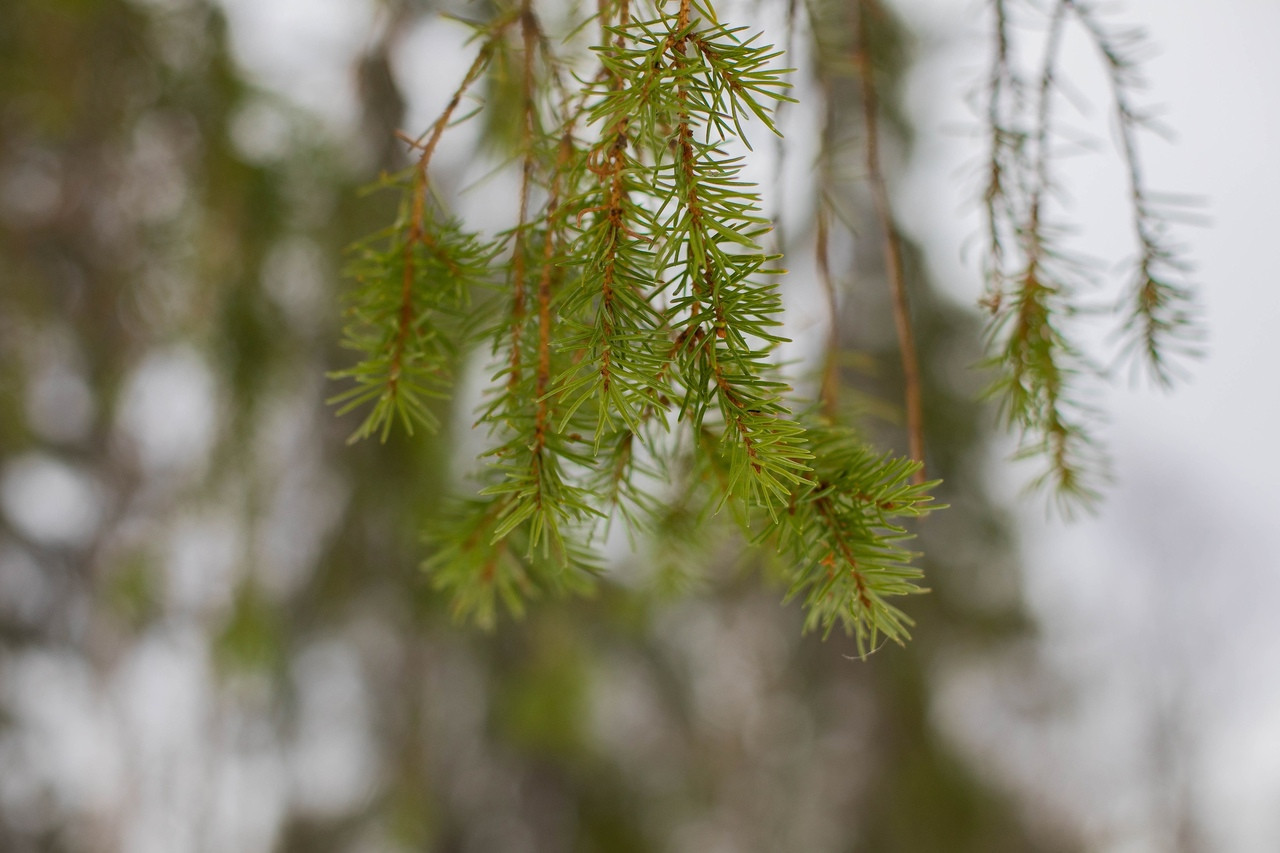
0, 0, 1082, 850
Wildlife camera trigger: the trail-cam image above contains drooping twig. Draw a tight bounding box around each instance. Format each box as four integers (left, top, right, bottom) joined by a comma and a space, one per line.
816, 205, 841, 420
855, 1, 925, 483
507, 4, 541, 395
1067, 0, 1202, 386
385, 40, 499, 426
980, 0, 1015, 313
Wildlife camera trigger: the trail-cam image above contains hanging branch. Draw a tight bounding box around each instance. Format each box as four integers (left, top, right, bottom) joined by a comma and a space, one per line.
556, 0, 667, 439
855, 0, 925, 483
1066, 0, 1203, 386
435, 7, 607, 622
329, 0, 1203, 642
980, 0, 1016, 313
506, 9, 539, 396
987, 0, 1107, 509
339, 0, 1261, 643
329, 28, 506, 443
978, 0, 1200, 511
768, 422, 937, 654
476, 5, 604, 567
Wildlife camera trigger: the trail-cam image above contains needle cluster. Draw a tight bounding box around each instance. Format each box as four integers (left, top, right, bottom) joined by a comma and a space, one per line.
331, 0, 941, 646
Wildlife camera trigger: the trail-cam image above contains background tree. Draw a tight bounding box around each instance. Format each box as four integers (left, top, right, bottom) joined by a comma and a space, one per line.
0, 0, 1202, 850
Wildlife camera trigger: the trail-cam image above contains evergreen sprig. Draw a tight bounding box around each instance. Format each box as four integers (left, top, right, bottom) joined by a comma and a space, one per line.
332, 0, 1199, 645
979, 0, 1200, 512
766, 422, 939, 654
331, 0, 936, 642
330, 201, 498, 442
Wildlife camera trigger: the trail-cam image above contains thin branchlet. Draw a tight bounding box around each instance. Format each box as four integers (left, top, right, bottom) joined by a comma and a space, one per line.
328, 24, 510, 444
1066, 0, 1202, 386
508, 6, 538, 395
855, 0, 926, 483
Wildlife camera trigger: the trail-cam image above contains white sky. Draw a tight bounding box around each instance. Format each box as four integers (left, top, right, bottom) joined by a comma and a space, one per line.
894, 1, 1280, 850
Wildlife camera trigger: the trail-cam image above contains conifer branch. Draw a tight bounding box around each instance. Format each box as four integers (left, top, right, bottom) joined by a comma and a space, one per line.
990, 0, 1106, 508
326, 0, 1204, 644
329, 24, 509, 443
313, 0, 1181, 644
768, 421, 939, 654
1065, 0, 1203, 386
977, 0, 1199, 511
979, 0, 1015, 314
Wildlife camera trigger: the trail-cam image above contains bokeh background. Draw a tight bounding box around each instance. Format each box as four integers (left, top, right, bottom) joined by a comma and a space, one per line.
2, 0, 1277, 851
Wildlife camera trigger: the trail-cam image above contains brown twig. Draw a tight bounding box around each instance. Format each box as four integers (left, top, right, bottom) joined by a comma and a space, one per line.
856, 1, 925, 483
815, 496, 873, 613
408, 41, 501, 236
389, 36, 502, 402
816, 203, 840, 420
533, 134, 572, 456
812, 61, 841, 421
508, 6, 540, 394
980, 0, 1013, 314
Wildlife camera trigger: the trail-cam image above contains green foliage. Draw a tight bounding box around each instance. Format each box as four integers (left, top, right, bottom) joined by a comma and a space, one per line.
332, 0, 1199, 640
330, 183, 499, 442
768, 422, 939, 654
330, 0, 940, 644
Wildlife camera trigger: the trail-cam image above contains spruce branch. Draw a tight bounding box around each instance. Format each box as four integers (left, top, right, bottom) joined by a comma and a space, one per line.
427, 495, 603, 628
329, 20, 513, 443
655, 7, 810, 511
985, 0, 1107, 509
1066, 0, 1204, 386
977, 0, 1199, 511
556, 6, 669, 438
473, 6, 606, 572
335, 0, 959, 643
767, 421, 940, 655
327, 0, 1206, 644
329, 208, 499, 443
